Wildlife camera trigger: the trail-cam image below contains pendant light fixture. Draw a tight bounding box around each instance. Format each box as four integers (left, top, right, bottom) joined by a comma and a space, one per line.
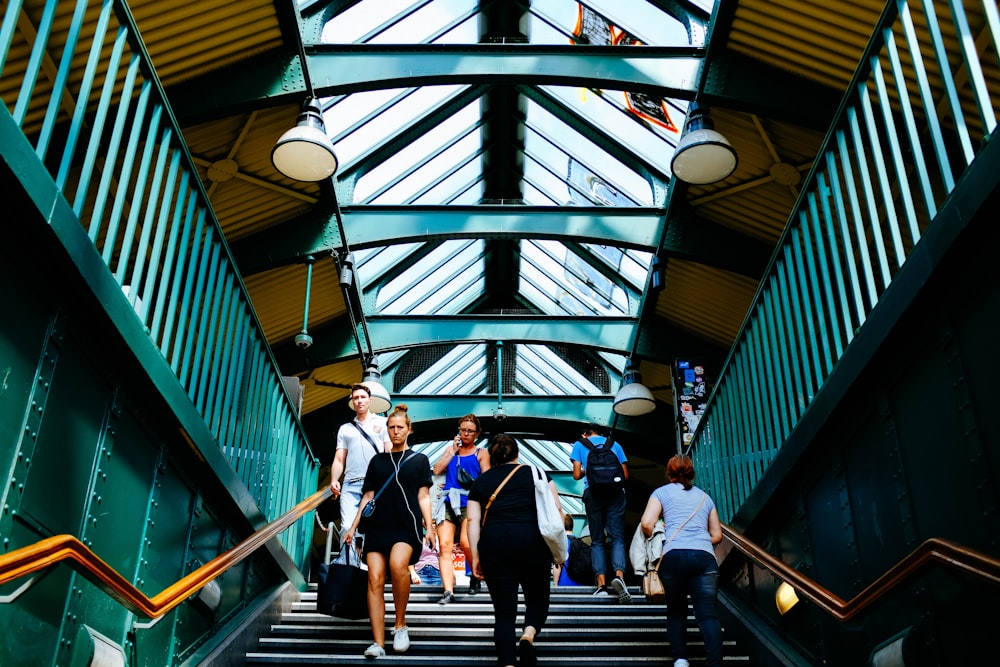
670, 101, 738, 185
271, 97, 338, 182
613, 358, 656, 416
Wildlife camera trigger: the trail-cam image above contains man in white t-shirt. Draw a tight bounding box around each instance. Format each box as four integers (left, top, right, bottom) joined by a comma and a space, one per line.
329, 383, 390, 538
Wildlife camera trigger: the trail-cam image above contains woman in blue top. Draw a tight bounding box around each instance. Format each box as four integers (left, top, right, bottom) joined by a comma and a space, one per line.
431, 413, 491, 604
640, 454, 723, 667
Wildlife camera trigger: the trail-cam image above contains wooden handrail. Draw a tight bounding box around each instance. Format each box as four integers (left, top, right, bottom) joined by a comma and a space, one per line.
0, 487, 332, 618
721, 525, 1000, 621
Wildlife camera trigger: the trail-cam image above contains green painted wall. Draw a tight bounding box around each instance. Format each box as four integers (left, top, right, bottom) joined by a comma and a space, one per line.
721, 191, 1000, 665
1, 188, 286, 666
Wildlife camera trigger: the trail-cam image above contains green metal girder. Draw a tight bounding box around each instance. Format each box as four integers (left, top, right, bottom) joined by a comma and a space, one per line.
230, 206, 665, 275
275, 316, 634, 372
364, 316, 635, 355
229, 205, 773, 281
232, 204, 769, 279
305, 45, 703, 98
519, 84, 669, 191
273, 312, 723, 372
373, 395, 617, 430
169, 45, 701, 124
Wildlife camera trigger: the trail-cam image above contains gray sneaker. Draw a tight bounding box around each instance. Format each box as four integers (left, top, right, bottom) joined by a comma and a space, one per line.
392, 626, 410, 653
363, 643, 385, 659
611, 577, 633, 604
437, 590, 455, 605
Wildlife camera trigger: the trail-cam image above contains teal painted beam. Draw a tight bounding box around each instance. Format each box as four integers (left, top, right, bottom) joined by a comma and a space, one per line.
306, 45, 701, 97
364, 316, 635, 355
230, 205, 770, 281
384, 395, 617, 429
170, 45, 701, 124
273, 313, 723, 371
229, 206, 665, 275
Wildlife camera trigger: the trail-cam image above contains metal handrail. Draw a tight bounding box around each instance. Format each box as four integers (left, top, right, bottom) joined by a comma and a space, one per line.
722, 525, 1000, 622
0, 488, 331, 619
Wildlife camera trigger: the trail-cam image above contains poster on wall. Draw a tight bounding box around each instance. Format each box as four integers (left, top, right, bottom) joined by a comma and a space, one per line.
673, 359, 709, 449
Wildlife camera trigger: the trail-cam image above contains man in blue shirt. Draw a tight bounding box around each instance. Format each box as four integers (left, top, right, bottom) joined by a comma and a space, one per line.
569, 423, 632, 603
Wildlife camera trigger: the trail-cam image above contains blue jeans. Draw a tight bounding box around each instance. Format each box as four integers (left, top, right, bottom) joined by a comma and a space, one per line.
339, 480, 364, 538
415, 565, 442, 586
583, 487, 627, 580
661, 549, 722, 667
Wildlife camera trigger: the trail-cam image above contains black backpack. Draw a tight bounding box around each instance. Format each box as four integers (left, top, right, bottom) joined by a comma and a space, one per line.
581, 436, 625, 494
566, 536, 594, 584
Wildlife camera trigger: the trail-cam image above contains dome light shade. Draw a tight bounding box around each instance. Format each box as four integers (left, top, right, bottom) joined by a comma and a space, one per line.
271, 97, 338, 182
613, 359, 656, 416
670, 103, 737, 185
360, 360, 391, 414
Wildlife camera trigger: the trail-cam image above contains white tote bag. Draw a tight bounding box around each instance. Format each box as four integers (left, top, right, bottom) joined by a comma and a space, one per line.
529, 465, 569, 565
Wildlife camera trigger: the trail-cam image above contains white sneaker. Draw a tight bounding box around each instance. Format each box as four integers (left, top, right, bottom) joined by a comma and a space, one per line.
592, 586, 610, 596
392, 626, 410, 653
611, 577, 633, 604
674, 659, 690, 667
363, 643, 385, 658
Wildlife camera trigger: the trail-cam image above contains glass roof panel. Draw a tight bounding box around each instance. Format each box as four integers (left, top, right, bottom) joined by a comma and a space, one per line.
354, 243, 422, 284
372, 240, 485, 315
540, 85, 681, 168
583, 243, 653, 294
520, 240, 640, 316
524, 100, 653, 206
322, 0, 480, 44
527, 0, 698, 46
350, 95, 481, 204
515, 344, 603, 395
398, 344, 489, 394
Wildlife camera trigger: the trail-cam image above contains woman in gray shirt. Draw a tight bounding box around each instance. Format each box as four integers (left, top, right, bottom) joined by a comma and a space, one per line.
640, 454, 723, 667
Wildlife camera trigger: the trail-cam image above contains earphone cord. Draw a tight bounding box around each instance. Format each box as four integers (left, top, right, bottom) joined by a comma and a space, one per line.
393, 450, 423, 544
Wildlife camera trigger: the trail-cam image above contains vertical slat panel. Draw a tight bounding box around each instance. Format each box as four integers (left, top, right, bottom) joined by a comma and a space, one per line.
788, 232, 821, 397
37, 0, 88, 160
72, 25, 127, 214
0, 0, 26, 76
101, 79, 151, 259
114, 102, 163, 284
824, 153, 866, 338
816, 170, 851, 356
12, 0, 57, 127
139, 151, 183, 326
948, 0, 997, 133
872, 39, 923, 247
57, 1, 113, 190
762, 285, 792, 439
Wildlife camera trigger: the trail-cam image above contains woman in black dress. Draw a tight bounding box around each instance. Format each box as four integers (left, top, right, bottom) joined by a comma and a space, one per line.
343, 404, 435, 658
467, 434, 563, 667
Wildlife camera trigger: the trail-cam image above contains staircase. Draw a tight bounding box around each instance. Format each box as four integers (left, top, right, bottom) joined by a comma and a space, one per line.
245, 582, 752, 665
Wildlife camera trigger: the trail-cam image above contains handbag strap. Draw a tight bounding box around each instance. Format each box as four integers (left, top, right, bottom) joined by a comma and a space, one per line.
652, 490, 707, 570
481, 464, 523, 525
352, 419, 382, 455
371, 451, 415, 503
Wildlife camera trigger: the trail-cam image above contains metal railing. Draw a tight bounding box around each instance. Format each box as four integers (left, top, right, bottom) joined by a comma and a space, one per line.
721, 526, 1000, 621
0, 0, 317, 566
690, 0, 999, 521
0, 488, 331, 617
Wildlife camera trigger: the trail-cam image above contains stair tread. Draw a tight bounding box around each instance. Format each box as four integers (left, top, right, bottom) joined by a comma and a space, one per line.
248, 584, 752, 665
